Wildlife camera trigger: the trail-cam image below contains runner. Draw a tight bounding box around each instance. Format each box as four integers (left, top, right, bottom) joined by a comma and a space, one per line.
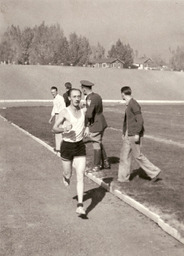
52, 88, 86, 215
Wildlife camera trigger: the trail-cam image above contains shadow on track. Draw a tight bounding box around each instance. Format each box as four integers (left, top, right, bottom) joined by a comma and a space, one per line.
130, 168, 162, 182
73, 186, 108, 219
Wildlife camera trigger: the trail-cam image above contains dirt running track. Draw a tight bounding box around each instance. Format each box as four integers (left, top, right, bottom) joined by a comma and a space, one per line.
0, 117, 184, 256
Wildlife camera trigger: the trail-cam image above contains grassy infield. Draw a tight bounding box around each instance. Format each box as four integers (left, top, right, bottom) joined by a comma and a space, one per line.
1, 104, 184, 235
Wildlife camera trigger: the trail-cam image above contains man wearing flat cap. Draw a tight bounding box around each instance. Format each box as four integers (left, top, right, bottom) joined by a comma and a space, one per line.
81, 80, 110, 172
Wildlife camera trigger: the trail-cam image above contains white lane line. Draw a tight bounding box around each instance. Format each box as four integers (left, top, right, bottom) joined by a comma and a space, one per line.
108, 127, 184, 148
0, 114, 56, 154
1, 99, 184, 104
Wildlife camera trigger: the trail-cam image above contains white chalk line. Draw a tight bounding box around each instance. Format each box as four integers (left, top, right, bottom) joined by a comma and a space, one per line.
1, 99, 184, 104
0, 115, 56, 154
86, 173, 184, 245
108, 127, 184, 148
0, 99, 52, 103
1, 114, 184, 245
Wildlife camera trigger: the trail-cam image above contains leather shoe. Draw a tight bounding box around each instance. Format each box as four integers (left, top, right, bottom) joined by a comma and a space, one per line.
151, 172, 161, 182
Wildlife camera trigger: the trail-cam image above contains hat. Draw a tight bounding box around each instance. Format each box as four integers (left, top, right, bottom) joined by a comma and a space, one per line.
80, 80, 94, 87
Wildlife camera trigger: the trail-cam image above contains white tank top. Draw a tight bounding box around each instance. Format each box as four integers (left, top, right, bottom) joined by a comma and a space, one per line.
62, 107, 85, 142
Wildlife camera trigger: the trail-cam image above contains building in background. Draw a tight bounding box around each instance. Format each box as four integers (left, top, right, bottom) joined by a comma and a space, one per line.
93, 58, 124, 68
132, 56, 162, 70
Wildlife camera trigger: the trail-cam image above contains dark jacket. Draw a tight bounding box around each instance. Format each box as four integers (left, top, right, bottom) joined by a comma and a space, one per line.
123, 98, 144, 136
63, 91, 70, 107
85, 92, 107, 133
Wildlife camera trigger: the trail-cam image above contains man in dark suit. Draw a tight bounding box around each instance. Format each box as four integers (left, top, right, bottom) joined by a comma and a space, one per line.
81, 80, 110, 172
118, 86, 161, 182
63, 82, 72, 107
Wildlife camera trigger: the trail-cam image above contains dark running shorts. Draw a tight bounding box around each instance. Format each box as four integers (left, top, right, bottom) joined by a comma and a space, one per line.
60, 140, 86, 161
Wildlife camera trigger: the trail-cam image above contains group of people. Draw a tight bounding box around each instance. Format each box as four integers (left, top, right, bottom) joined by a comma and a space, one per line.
49, 81, 161, 215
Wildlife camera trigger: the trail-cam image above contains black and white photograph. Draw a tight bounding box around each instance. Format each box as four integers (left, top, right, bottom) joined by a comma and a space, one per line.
0, 0, 184, 255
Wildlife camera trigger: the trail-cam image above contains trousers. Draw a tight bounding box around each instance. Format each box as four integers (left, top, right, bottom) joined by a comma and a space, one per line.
88, 131, 108, 166
118, 136, 161, 182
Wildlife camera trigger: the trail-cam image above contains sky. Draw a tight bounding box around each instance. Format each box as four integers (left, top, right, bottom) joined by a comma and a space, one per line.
0, 0, 184, 60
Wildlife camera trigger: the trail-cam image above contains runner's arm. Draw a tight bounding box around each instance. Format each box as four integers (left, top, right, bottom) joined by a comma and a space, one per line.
52, 109, 72, 133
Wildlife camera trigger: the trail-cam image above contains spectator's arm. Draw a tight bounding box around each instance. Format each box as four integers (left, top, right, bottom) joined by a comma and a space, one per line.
49, 105, 55, 123
85, 100, 95, 120
131, 102, 144, 134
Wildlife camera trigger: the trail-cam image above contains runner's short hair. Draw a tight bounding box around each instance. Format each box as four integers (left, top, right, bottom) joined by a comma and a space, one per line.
121, 86, 132, 95
69, 88, 82, 97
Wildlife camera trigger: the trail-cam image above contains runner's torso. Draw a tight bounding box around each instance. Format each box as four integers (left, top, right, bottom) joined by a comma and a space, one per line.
62, 107, 85, 142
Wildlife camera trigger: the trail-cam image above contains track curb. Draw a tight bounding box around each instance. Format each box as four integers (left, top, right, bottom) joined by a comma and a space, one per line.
1, 114, 184, 245
86, 172, 184, 245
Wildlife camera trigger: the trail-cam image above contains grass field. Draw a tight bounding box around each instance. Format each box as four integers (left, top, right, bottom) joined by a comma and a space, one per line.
1, 64, 184, 101
0, 104, 184, 236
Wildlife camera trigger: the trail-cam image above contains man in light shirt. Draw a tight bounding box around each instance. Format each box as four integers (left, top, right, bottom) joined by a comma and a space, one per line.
49, 86, 66, 152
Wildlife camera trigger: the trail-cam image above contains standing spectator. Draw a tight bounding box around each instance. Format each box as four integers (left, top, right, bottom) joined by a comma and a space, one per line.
52, 88, 87, 215
81, 80, 110, 172
118, 86, 161, 182
49, 86, 66, 152
63, 82, 72, 107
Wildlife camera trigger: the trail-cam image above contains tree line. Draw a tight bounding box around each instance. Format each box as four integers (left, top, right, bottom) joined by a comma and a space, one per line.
0, 22, 133, 67
0, 22, 183, 71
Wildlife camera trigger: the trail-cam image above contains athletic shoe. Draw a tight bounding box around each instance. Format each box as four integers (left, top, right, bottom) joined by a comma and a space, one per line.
63, 176, 70, 187
76, 206, 86, 215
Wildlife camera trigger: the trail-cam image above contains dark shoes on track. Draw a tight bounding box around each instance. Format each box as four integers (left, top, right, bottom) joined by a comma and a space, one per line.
151, 171, 161, 183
